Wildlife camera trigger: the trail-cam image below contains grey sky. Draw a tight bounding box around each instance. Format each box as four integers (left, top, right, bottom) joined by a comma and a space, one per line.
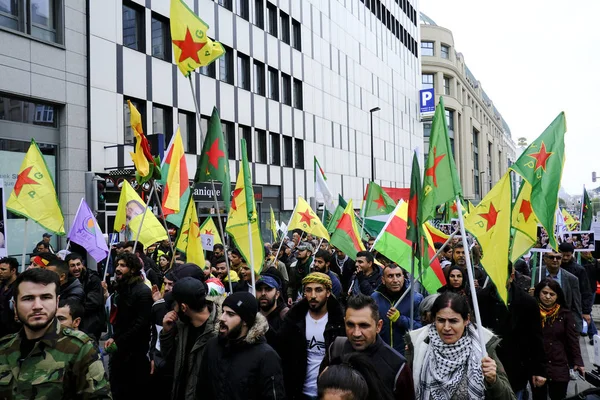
420, 0, 600, 195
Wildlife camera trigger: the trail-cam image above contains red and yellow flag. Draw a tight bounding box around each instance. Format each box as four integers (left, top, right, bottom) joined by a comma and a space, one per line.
330, 200, 365, 260
128, 100, 157, 179
6, 139, 65, 234
170, 0, 225, 77
160, 127, 190, 227
288, 196, 330, 240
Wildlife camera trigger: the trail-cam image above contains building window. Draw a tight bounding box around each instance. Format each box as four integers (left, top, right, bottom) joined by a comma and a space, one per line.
254, 0, 264, 28
123, 98, 145, 144
423, 122, 431, 138
0, 0, 20, 31
280, 10, 290, 44
420, 41, 434, 56
473, 128, 480, 197
123, 1, 145, 51
445, 110, 454, 132
267, 2, 277, 36
270, 132, 280, 165
218, 0, 232, 11
237, 0, 249, 20
222, 120, 236, 159
152, 104, 172, 144
422, 73, 434, 90
237, 52, 251, 90
29, 0, 59, 42
443, 76, 450, 95
441, 44, 450, 59
178, 111, 196, 153
256, 129, 267, 163
253, 60, 265, 96
282, 136, 292, 167
281, 73, 291, 106
292, 19, 301, 50
268, 67, 279, 101
294, 139, 304, 168
200, 61, 216, 78
293, 78, 303, 109
219, 46, 234, 84
0, 95, 57, 127
239, 125, 252, 161
151, 13, 170, 61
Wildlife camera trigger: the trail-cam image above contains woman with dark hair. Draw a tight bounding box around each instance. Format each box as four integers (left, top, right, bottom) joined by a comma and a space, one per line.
532, 279, 584, 400
318, 353, 394, 400
406, 292, 514, 399
438, 265, 470, 297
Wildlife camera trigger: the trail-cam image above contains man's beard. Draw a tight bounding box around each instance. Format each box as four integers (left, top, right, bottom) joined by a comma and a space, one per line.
177, 309, 191, 325
219, 320, 243, 340
308, 298, 327, 312
18, 310, 56, 332
259, 296, 277, 312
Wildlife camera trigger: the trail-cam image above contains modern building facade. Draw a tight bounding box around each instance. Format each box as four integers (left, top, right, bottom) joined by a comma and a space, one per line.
420, 13, 516, 202
0, 0, 424, 255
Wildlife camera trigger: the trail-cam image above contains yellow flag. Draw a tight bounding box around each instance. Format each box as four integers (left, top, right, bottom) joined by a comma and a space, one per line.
561, 209, 577, 231
288, 197, 331, 240
270, 205, 278, 240
114, 180, 168, 249
6, 139, 65, 234
199, 217, 223, 245
175, 196, 205, 267
510, 181, 538, 263
127, 100, 150, 177
465, 172, 512, 304
170, 0, 225, 77
163, 127, 184, 213
225, 163, 265, 274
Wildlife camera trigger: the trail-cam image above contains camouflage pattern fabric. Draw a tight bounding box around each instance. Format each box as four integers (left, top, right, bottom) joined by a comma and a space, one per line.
0, 319, 111, 399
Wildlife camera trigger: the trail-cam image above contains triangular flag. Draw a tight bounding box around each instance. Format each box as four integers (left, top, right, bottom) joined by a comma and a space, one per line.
362, 182, 396, 218
199, 217, 223, 245
175, 195, 205, 267
510, 180, 538, 263
582, 187, 593, 231
314, 157, 336, 212
288, 197, 331, 240
127, 100, 159, 182
330, 199, 365, 260
160, 127, 190, 227
67, 199, 109, 262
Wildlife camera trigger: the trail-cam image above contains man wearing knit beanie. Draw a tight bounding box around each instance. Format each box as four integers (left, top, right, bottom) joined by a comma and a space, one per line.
198, 292, 286, 399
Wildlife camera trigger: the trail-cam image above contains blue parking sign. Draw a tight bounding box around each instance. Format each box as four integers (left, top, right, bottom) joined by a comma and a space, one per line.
420, 88, 435, 113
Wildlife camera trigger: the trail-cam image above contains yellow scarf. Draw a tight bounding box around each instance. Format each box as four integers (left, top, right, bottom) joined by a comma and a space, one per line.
539, 303, 560, 328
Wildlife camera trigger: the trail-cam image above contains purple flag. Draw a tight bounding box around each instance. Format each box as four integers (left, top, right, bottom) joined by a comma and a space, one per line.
67, 199, 109, 262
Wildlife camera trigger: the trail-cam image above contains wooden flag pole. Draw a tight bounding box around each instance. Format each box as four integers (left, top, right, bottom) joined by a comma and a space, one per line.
21, 219, 28, 272
455, 194, 487, 356
210, 179, 234, 293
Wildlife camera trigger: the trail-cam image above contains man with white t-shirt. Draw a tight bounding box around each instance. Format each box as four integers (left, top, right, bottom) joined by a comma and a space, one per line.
276, 272, 345, 400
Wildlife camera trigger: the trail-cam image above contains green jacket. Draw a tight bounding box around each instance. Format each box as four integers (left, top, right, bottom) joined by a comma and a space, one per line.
0, 319, 111, 399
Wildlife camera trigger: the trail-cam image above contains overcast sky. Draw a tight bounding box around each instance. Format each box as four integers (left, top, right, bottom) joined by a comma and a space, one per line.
420, 0, 600, 196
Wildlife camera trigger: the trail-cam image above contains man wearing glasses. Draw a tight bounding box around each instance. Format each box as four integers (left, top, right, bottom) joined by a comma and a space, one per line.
531, 250, 582, 332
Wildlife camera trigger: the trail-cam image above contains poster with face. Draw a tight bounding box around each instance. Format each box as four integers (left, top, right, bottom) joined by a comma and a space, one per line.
0, 179, 7, 257
438, 223, 453, 235
560, 231, 595, 252
533, 225, 552, 252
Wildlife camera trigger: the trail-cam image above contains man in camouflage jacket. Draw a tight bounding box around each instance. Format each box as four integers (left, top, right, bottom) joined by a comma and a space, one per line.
0, 268, 111, 399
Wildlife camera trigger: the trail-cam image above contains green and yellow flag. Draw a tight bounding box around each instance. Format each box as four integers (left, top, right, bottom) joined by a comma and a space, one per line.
225, 139, 264, 274
199, 217, 222, 245
510, 180, 538, 263
6, 139, 65, 234
582, 187, 593, 230
362, 182, 396, 218
330, 199, 365, 260
175, 195, 205, 267
170, 0, 225, 76
270, 205, 278, 241
421, 97, 462, 223
510, 112, 566, 250
114, 180, 168, 249
465, 172, 513, 304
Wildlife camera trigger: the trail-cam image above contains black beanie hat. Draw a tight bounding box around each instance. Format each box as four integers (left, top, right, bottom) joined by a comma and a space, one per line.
558, 242, 575, 253
222, 292, 258, 327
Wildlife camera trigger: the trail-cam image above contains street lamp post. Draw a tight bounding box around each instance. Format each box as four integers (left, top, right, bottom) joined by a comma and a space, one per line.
369, 107, 381, 182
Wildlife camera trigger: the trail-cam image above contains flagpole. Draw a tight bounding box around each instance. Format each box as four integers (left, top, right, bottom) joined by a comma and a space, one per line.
132, 184, 156, 254
151, 181, 176, 264
538, 251, 543, 284
409, 242, 416, 330
188, 76, 205, 146
455, 194, 487, 356
210, 179, 233, 293
21, 219, 28, 272
247, 221, 256, 296
274, 203, 298, 261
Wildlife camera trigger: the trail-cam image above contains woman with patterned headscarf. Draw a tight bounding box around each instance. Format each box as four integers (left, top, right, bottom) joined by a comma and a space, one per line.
405, 292, 514, 399
532, 279, 584, 400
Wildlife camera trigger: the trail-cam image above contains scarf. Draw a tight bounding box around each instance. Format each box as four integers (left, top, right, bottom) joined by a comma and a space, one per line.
539, 303, 560, 328
417, 324, 485, 400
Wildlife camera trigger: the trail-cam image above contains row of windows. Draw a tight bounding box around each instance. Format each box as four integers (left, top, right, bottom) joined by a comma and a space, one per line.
0, 94, 57, 127
0, 0, 61, 43
123, 98, 304, 168
359, 0, 418, 57
421, 41, 450, 59
421, 73, 452, 96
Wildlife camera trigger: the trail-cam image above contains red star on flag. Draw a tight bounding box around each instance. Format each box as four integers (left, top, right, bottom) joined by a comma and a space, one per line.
13, 166, 39, 197
231, 188, 243, 211
204, 229, 214, 235
172, 28, 206, 63
374, 194, 386, 209
519, 199, 533, 222
450, 202, 458, 214
205, 138, 225, 170
479, 203, 499, 232
298, 209, 315, 225
528, 142, 554, 172
425, 147, 446, 188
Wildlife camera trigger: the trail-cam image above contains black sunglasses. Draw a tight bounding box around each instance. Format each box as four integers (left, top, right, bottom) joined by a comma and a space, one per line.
546, 255, 562, 260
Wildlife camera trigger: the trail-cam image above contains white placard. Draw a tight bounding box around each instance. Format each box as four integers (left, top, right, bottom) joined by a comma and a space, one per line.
201, 234, 214, 251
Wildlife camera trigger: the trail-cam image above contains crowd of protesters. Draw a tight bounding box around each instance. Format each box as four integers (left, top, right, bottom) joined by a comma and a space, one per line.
0, 230, 599, 399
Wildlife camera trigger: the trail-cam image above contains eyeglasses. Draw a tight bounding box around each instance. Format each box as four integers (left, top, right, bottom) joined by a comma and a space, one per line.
546, 256, 562, 260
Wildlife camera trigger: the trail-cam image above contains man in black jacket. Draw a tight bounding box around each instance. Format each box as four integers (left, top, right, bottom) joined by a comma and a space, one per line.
105, 252, 153, 400
477, 263, 547, 397
277, 272, 345, 399
560, 242, 593, 333
256, 275, 288, 346
199, 292, 285, 399
124, 241, 162, 288
0, 257, 19, 337
65, 253, 105, 342
45, 258, 85, 302
350, 251, 382, 296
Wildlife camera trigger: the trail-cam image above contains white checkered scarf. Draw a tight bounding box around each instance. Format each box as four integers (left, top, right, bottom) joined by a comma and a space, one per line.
416, 324, 485, 400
